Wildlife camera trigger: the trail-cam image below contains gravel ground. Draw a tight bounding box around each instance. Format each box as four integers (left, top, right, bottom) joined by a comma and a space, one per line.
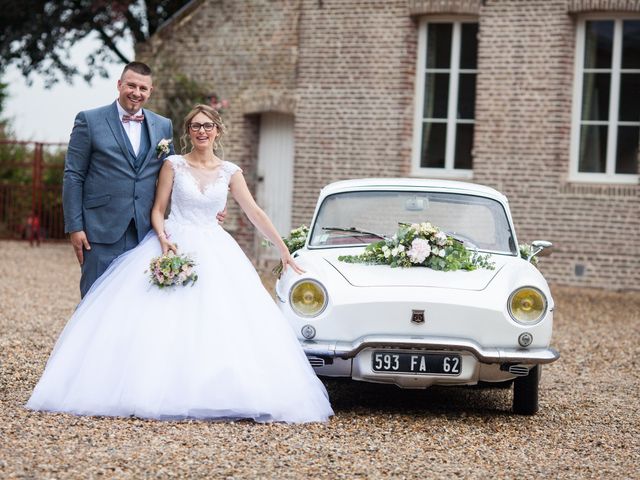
1, 240, 639, 479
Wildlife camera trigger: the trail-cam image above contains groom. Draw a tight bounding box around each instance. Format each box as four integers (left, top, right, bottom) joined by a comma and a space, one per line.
63, 61, 175, 298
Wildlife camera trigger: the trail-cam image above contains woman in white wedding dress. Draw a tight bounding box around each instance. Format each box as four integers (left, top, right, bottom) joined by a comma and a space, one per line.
26, 105, 334, 423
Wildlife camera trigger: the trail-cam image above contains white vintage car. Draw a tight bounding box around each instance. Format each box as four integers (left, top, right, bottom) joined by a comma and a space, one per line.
275, 178, 559, 415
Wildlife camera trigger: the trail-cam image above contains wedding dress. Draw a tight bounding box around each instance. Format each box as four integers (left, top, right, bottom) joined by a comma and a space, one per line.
26, 156, 333, 423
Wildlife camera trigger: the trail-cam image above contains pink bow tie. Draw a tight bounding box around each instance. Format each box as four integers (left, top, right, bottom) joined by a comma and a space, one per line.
122, 114, 144, 123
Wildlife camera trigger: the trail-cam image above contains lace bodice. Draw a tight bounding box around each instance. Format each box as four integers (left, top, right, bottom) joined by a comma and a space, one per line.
166, 155, 241, 227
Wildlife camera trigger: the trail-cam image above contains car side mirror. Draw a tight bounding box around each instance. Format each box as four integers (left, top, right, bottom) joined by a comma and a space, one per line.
529, 240, 553, 261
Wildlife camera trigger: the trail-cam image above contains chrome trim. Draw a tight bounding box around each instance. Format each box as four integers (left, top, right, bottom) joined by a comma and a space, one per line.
507, 365, 531, 376
307, 356, 326, 368
300, 335, 560, 365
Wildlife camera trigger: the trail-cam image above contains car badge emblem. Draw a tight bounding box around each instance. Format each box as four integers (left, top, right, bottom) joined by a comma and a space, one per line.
411, 309, 425, 324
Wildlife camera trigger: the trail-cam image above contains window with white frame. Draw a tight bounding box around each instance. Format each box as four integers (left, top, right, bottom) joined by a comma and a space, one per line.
412, 19, 478, 177
570, 17, 640, 183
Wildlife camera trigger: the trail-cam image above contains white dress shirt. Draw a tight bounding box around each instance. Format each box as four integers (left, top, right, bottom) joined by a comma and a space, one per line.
116, 101, 142, 156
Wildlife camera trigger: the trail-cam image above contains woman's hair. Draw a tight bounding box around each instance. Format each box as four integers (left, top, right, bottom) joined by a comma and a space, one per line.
180, 104, 227, 156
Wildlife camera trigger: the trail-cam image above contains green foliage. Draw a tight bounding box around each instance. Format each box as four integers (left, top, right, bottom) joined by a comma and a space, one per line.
0, 141, 65, 238
0, 80, 8, 138
42, 146, 66, 185
0, 144, 65, 184
264, 225, 309, 277
0, 80, 7, 117
0, 0, 191, 86
338, 222, 495, 272
0, 75, 66, 238
519, 243, 539, 267
0, 143, 31, 183
282, 225, 310, 254
165, 74, 214, 141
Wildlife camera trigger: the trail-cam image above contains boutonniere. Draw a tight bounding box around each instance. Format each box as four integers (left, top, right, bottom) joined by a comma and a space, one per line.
156, 138, 172, 158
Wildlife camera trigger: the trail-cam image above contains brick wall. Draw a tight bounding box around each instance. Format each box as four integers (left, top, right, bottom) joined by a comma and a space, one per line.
474, 0, 639, 290
293, 0, 416, 224
138, 0, 302, 257
138, 0, 640, 290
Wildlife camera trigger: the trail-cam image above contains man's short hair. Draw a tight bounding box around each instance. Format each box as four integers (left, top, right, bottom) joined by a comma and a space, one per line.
122, 61, 152, 78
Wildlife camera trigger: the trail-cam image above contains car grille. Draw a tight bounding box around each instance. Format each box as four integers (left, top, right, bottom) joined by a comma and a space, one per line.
307, 356, 326, 368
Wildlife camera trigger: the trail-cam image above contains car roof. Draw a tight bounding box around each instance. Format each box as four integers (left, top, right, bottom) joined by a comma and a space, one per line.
319, 178, 508, 203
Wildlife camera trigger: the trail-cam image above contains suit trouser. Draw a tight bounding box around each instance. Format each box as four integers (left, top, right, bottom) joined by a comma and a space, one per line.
80, 220, 139, 298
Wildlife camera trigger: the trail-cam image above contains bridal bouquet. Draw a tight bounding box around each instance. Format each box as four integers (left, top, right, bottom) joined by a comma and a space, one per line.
147, 251, 198, 288
338, 222, 495, 272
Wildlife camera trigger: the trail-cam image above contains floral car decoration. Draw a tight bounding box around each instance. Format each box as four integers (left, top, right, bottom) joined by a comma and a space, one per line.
270, 225, 310, 277
275, 178, 559, 415
338, 222, 494, 271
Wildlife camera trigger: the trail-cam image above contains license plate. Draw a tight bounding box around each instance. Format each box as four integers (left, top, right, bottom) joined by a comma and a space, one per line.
371, 351, 461, 375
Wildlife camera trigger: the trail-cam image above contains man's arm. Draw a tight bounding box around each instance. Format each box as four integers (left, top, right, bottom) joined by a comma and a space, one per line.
63, 112, 92, 264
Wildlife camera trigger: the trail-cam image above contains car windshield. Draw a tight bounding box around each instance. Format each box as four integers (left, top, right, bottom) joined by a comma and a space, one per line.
309, 190, 517, 254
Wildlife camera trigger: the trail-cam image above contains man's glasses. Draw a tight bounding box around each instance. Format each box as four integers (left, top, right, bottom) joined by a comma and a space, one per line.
189, 122, 217, 132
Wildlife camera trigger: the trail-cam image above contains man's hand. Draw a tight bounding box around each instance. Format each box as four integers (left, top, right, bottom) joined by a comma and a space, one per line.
69, 231, 91, 265
216, 206, 228, 224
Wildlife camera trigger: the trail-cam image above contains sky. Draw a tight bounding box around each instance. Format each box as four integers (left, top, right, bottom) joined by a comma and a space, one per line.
4, 36, 134, 143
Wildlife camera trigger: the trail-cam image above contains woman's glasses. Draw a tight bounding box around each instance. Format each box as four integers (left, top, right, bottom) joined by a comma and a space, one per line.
189, 122, 217, 132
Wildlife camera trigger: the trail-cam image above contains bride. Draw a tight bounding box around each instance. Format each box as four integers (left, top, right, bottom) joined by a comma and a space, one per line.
26, 104, 334, 423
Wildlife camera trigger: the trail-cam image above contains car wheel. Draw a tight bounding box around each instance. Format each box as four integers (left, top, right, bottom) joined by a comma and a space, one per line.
513, 365, 540, 415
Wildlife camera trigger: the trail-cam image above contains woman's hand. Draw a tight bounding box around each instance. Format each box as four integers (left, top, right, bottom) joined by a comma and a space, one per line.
216, 206, 227, 224
158, 233, 177, 255
280, 250, 305, 275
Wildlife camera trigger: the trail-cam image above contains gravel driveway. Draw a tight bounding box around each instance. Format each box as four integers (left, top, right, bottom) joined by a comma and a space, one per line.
1, 240, 638, 479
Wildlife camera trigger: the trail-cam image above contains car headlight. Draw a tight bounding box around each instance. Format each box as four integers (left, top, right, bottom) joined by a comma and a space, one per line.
508, 287, 547, 325
289, 279, 328, 317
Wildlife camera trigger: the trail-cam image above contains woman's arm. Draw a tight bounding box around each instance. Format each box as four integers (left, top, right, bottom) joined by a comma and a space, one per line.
229, 171, 304, 275
151, 161, 177, 254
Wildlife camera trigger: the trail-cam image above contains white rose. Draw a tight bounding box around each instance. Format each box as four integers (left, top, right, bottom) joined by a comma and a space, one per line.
407, 238, 431, 264
435, 231, 448, 246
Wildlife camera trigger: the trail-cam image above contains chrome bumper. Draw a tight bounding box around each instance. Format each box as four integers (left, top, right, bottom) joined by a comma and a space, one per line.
302, 335, 560, 365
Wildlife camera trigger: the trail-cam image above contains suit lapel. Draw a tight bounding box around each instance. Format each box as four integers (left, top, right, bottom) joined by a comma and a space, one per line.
106, 102, 137, 170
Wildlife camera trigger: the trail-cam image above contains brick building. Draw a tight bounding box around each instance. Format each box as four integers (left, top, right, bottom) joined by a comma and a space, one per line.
138, 0, 640, 290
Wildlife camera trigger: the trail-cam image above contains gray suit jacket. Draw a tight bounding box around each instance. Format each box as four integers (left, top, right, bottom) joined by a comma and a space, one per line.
63, 101, 174, 244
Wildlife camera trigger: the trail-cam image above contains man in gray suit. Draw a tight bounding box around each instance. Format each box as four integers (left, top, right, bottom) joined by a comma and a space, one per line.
63, 61, 174, 298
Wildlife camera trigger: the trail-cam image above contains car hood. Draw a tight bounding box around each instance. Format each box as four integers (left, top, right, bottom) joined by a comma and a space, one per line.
322, 251, 508, 291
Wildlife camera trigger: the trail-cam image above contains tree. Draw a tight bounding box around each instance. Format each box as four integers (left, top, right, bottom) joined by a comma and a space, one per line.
0, 80, 8, 138
0, 0, 191, 87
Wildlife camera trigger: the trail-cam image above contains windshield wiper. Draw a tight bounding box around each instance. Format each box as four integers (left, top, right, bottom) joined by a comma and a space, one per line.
322, 226, 386, 241
444, 231, 478, 249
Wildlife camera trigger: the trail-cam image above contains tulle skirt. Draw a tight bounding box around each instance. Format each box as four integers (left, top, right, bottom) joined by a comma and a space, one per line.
26, 220, 333, 423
